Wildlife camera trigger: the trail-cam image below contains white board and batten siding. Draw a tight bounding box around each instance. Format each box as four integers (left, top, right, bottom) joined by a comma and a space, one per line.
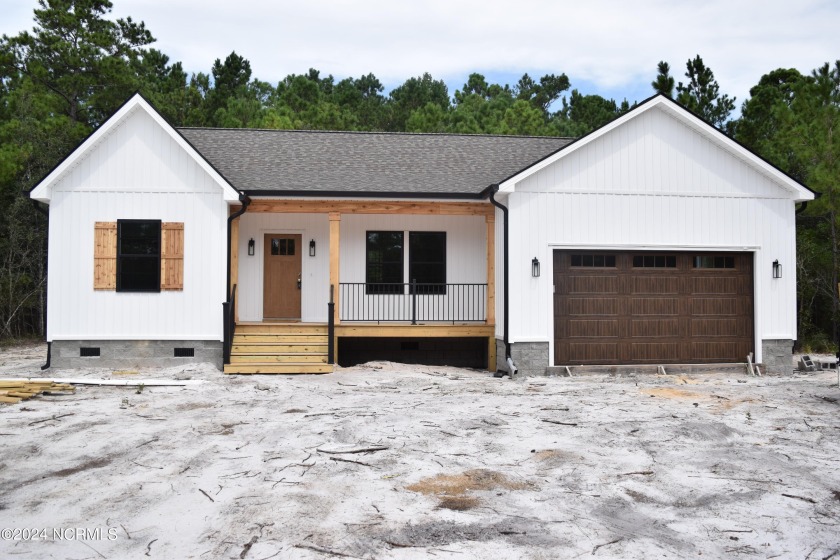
236, 212, 487, 323
504, 105, 802, 364
45, 106, 229, 341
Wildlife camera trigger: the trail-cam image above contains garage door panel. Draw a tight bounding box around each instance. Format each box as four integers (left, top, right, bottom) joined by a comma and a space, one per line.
632, 276, 680, 294
554, 251, 753, 365
566, 298, 619, 316
692, 276, 741, 295
568, 276, 619, 294
568, 319, 620, 338
631, 318, 680, 337
691, 317, 749, 337
691, 298, 744, 316
568, 343, 618, 362
631, 343, 683, 361
630, 298, 681, 315
691, 342, 747, 361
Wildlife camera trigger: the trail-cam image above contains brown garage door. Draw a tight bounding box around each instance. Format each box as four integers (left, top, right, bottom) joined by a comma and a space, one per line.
553, 251, 753, 365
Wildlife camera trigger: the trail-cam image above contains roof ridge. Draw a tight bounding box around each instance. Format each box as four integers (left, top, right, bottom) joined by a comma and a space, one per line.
176, 127, 575, 141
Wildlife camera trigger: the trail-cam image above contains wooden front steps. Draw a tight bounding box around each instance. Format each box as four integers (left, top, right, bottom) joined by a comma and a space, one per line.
224, 323, 333, 374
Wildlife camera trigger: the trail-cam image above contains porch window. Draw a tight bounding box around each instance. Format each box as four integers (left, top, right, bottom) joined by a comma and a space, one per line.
366, 231, 404, 294
409, 232, 446, 294
116, 219, 161, 292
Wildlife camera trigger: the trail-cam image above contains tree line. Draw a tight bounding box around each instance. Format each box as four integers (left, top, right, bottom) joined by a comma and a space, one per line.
1, 0, 838, 352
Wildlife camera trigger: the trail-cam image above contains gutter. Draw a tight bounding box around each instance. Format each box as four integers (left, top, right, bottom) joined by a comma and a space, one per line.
30, 199, 51, 370
485, 185, 517, 376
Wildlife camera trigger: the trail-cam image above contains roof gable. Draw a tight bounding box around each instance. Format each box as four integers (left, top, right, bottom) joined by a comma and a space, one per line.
499, 95, 814, 202
30, 94, 240, 203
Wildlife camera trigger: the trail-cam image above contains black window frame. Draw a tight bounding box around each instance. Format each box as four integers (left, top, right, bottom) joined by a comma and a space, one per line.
366, 231, 404, 294
409, 231, 446, 295
632, 255, 677, 268
116, 219, 161, 293
570, 254, 616, 268
693, 255, 735, 269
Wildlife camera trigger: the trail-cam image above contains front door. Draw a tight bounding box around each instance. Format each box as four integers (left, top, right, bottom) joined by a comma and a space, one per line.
263, 233, 302, 320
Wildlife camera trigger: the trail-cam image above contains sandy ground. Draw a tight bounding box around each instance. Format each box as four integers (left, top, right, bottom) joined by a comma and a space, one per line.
1, 343, 839, 559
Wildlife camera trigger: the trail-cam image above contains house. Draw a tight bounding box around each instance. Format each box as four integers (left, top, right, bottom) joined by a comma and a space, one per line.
29, 93, 813, 375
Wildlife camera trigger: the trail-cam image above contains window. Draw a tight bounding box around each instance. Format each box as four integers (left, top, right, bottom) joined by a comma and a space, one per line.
409, 232, 446, 294
271, 238, 295, 256
117, 219, 161, 292
694, 255, 735, 269
366, 231, 404, 294
570, 254, 616, 267
95, 221, 183, 291
633, 255, 677, 268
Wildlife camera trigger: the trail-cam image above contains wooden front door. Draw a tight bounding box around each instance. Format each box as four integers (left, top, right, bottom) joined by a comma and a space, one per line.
263, 233, 302, 320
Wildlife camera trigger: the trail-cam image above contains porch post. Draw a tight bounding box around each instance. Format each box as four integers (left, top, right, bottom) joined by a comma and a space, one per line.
486, 213, 496, 372
230, 212, 240, 322
486, 213, 495, 325
329, 212, 341, 325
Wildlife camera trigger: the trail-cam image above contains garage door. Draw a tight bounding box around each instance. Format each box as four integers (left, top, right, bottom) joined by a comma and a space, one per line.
553, 251, 753, 365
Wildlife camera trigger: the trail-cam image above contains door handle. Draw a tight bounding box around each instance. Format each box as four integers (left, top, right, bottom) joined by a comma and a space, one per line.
297, 274, 301, 290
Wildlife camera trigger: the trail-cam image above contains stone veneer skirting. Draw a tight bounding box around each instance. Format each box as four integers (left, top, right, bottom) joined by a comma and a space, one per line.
50, 340, 223, 370
760, 339, 793, 375
495, 338, 793, 377
495, 339, 549, 377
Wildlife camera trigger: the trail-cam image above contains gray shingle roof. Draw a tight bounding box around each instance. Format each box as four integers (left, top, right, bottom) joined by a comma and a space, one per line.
176, 128, 574, 197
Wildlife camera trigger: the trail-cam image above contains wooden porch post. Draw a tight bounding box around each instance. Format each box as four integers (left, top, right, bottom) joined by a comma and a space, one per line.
230, 211, 240, 322
329, 212, 341, 325
486, 213, 496, 371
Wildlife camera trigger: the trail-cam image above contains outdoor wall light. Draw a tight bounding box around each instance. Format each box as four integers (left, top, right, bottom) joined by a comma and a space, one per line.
309, 239, 316, 257
248, 238, 255, 256
772, 259, 782, 279
532, 257, 540, 277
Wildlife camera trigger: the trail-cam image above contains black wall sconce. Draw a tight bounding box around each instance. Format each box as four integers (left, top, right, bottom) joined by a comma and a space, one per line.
247, 238, 255, 256
309, 239, 316, 257
772, 259, 782, 279
532, 257, 540, 277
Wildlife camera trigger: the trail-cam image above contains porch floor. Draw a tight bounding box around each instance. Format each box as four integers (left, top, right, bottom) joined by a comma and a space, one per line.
226, 321, 497, 374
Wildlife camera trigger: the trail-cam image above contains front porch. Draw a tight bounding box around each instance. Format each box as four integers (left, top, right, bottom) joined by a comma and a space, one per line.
223, 199, 497, 374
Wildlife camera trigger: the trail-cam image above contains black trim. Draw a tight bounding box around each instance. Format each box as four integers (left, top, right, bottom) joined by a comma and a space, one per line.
29, 92, 815, 203
244, 190, 487, 200
116, 219, 162, 292
41, 341, 51, 370
31, 200, 49, 363
487, 185, 510, 363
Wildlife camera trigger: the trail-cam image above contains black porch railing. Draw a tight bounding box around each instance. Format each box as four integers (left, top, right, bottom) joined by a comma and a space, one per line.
222, 284, 237, 365
339, 282, 487, 323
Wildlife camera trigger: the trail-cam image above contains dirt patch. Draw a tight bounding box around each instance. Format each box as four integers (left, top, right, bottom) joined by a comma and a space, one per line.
641, 387, 756, 409
407, 469, 528, 509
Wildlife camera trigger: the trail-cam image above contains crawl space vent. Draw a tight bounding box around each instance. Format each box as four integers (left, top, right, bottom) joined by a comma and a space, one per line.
174, 347, 195, 358
79, 347, 100, 357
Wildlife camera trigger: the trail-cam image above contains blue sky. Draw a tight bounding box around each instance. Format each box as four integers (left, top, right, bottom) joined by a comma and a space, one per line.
3, 0, 837, 112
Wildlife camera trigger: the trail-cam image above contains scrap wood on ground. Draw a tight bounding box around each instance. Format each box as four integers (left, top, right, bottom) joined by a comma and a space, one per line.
0, 380, 75, 404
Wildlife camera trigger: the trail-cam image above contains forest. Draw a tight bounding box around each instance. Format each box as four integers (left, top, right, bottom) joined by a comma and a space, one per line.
1, 0, 838, 351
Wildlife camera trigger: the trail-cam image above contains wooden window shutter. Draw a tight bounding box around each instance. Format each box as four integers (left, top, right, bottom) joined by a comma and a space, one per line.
93, 222, 117, 290
161, 222, 184, 290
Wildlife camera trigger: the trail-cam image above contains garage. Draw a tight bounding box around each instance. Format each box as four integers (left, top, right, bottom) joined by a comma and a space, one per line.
553, 251, 754, 365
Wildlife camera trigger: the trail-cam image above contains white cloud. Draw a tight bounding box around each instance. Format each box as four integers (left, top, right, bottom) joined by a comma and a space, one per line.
3, 0, 837, 103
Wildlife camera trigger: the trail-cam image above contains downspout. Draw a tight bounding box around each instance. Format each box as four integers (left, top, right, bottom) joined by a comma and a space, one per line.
486, 184, 517, 376
30, 199, 51, 370
223, 193, 250, 364
226, 192, 251, 300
